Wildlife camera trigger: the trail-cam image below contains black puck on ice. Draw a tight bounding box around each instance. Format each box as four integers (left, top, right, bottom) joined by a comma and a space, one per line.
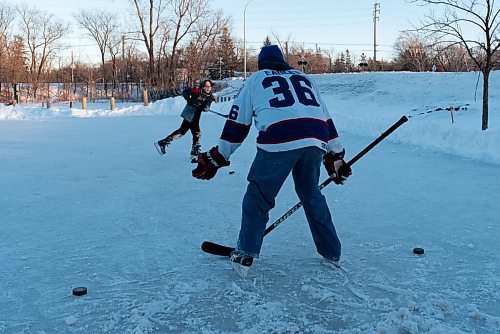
229, 171, 235, 174
72, 287, 87, 296
413, 247, 425, 255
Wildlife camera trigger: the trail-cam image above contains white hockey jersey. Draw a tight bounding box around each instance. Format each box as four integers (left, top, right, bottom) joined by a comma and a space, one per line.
217, 69, 343, 161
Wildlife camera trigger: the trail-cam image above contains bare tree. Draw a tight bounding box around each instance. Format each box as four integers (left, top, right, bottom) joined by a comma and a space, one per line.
393, 31, 432, 71
75, 10, 118, 96
412, 0, 500, 130
323, 48, 336, 73
155, 21, 170, 87
182, 11, 230, 83
271, 31, 295, 62
0, 1, 14, 37
108, 33, 122, 94
432, 43, 470, 71
168, 0, 211, 86
0, 1, 15, 95
17, 5, 69, 99
131, 0, 169, 86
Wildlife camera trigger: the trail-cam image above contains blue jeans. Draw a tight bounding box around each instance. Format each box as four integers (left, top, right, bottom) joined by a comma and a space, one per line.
236, 147, 341, 261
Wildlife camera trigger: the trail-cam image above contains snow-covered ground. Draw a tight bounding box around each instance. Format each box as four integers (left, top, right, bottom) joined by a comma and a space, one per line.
1, 71, 499, 333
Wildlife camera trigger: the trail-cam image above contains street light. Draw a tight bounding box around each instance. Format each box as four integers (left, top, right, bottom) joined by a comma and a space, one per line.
243, 0, 253, 80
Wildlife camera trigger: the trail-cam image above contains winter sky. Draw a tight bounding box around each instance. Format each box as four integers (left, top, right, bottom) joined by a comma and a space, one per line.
7, 0, 433, 63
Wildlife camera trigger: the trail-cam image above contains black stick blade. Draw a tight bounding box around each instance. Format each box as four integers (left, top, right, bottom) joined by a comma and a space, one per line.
201, 241, 234, 256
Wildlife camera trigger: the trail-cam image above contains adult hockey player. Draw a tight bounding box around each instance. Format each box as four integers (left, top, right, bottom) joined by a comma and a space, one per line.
192, 45, 351, 276
155, 79, 216, 162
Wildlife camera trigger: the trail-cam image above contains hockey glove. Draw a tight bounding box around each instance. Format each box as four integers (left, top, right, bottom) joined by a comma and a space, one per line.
192, 146, 230, 180
323, 149, 352, 185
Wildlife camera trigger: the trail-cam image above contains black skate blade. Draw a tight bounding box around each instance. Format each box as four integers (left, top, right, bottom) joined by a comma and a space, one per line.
201, 241, 235, 257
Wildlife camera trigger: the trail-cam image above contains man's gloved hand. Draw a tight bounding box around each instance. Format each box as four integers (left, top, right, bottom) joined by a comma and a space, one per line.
192, 146, 230, 180
323, 149, 352, 185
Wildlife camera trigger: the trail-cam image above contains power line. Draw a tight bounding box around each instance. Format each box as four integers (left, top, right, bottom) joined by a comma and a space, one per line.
246, 41, 392, 47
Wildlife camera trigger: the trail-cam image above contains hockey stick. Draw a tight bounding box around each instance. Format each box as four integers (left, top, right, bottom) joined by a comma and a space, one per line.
201, 115, 409, 256
207, 109, 229, 118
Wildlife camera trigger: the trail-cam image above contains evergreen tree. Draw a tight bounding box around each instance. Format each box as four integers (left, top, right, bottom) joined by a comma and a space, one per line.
263, 36, 272, 46
8, 36, 28, 84
216, 26, 237, 78
345, 49, 352, 72
333, 52, 346, 73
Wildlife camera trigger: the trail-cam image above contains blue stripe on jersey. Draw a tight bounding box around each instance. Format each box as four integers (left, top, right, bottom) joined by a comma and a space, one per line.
327, 119, 339, 140
220, 120, 251, 143
257, 118, 331, 144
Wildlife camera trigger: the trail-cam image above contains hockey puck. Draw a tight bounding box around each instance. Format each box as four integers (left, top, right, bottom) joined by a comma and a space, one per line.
229, 171, 235, 174
413, 247, 425, 255
72, 287, 87, 296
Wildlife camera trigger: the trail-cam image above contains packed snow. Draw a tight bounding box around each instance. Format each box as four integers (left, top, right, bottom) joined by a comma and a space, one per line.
1, 71, 499, 333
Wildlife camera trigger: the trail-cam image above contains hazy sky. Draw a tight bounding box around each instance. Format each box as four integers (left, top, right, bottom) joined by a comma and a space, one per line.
7, 0, 434, 64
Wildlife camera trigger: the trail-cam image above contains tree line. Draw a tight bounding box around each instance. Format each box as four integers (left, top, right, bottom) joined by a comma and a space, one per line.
0, 0, 498, 129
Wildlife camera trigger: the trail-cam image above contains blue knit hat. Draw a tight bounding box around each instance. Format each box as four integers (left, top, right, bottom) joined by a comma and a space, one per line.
258, 45, 284, 62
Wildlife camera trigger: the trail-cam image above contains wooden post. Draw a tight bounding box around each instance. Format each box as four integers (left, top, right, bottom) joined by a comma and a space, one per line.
448, 106, 455, 124
13, 83, 19, 103
110, 96, 115, 110
82, 97, 87, 110
46, 82, 50, 109
143, 90, 148, 106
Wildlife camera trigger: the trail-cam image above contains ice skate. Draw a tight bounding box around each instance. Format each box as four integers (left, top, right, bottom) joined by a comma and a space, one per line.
322, 257, 341, 269
190, 144, 201, 163
154, 139, 169, 155
229, 251, 253, 278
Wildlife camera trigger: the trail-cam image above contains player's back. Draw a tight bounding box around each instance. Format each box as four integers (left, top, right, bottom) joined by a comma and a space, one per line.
248, 69, 328, 130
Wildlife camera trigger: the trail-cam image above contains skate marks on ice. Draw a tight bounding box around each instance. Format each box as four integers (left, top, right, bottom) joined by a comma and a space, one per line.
145, 256, 401, 333
141, 249, 499, 334
82, 257, 373, 333
11, 248, 497, 334
3, 233, 498, 333
14, 237, 496, 334
339, 241, 500, 333
187, 245, 499, 333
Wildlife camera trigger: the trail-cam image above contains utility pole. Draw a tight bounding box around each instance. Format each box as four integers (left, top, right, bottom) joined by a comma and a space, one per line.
373, 2, 380, 71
